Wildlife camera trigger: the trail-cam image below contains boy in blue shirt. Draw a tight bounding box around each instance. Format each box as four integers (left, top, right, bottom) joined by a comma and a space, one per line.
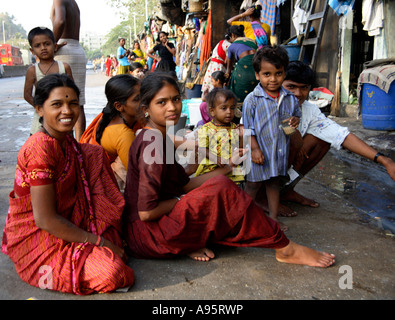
242, 45, 301, 231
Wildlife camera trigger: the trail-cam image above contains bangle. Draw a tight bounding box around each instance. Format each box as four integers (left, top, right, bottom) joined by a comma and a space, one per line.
99, 237, 105, 247
174, 196, 181, 201
95, 235, 101, 246
373, 152, 384, 163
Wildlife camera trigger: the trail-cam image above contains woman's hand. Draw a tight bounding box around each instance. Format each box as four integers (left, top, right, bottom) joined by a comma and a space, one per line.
102, 238, 126, 260
236, 124, 245, 137
243, 8, 255, 18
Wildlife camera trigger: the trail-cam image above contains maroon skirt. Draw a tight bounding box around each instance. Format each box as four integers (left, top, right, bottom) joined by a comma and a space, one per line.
126, 175, 289, 259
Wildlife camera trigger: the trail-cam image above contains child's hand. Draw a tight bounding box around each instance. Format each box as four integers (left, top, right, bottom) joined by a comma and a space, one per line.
251, 148, 265, 165
229, 148, 248, 167
289, 116, 300, 128
55, 41, 67, 53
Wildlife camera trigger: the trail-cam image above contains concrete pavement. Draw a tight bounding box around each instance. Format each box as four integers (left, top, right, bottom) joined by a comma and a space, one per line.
0, 72, 394, 302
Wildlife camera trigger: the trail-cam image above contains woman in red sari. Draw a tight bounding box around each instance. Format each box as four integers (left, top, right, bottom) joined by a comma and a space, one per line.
123, 72, 335, 267
1, 74, 134, 295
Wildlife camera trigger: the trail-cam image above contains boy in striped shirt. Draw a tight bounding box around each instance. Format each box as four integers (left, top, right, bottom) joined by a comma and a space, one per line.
242, 45, 301, 231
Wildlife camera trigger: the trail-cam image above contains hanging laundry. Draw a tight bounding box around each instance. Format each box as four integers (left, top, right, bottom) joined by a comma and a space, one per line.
292, 0, 309, 35
362, 0, 384, 36
328, 0, 355, 16
257, 0, 277, 33
240, 0, 254, 11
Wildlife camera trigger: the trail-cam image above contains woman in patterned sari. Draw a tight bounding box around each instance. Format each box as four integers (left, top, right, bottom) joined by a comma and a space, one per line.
1, 74, 134, 295
226, 25, 259, 122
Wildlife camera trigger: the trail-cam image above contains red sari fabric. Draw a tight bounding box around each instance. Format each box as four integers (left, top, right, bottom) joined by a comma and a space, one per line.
123, 129, 289, 259
1, 133, 134, 295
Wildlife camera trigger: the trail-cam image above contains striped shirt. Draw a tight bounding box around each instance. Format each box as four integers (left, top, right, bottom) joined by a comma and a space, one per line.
242, 84, 301, 182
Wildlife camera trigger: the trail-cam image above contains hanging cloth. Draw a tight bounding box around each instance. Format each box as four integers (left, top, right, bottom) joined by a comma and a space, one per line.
200, 10, 212, 70
257, 0, 277, 33
328, 0, 355, 16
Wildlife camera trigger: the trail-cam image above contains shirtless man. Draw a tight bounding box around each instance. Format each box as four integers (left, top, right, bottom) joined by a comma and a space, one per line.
268, 61, 395, 216
51, 0, 87, 140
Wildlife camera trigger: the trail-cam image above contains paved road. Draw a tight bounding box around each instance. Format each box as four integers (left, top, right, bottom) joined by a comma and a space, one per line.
0, 72, 394, 304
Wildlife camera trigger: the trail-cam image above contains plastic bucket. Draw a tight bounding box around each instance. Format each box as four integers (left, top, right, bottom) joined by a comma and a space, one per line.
362, 83, 395, 131
187, 98, 203, 126
186, 84, 202, 99
282, 45, 311, 64
283, 45, 300, 61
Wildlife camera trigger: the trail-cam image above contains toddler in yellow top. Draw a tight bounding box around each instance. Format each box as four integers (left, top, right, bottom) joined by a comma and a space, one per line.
195, 88, 245, 184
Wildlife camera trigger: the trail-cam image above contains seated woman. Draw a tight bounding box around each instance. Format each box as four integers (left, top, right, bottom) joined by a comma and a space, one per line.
122, 72, 335, 268
1, 74, 134, 295
225, 25, 259, 120
80, 74, 141, 190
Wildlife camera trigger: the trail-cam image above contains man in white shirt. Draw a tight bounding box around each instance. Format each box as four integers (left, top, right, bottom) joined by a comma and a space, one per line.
261, 61, 395, 217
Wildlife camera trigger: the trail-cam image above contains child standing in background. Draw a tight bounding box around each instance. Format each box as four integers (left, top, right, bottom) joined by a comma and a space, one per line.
195, 88, 245, 185
24, 27, 73, 135
242, 46, 301, 231
199, 71, 228, 126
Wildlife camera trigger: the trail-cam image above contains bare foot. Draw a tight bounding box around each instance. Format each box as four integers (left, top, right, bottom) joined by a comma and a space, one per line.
278, 205, 297, 217
281, 189, 320, 208
256, 198, 297, 217
271, 217, 289, 232
275, 241, 335, 268
188, 248, 215, 262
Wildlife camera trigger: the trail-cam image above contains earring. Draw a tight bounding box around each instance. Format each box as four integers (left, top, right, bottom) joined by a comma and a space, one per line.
145, 112, 149, 118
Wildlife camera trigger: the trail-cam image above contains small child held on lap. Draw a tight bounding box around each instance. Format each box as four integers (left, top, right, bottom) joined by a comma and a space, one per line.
195, 88, 245, 185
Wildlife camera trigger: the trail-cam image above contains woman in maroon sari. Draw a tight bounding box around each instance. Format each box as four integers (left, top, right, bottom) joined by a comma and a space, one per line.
123, 73, 335, 267
2, 74, 134, 294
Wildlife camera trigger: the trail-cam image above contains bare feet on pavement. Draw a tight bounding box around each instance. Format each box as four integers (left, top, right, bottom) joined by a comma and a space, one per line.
275, 241, 335, 268
256, 198, 298, 217
188, 248, 215, 262
281, 189, 320, 208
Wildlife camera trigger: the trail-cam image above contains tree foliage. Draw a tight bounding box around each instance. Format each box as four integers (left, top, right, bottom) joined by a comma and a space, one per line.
101, 0, 160, 55
0, 12, 28, 48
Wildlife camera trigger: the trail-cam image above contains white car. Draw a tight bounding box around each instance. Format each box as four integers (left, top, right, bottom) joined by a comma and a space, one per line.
86, 62, 94, 70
